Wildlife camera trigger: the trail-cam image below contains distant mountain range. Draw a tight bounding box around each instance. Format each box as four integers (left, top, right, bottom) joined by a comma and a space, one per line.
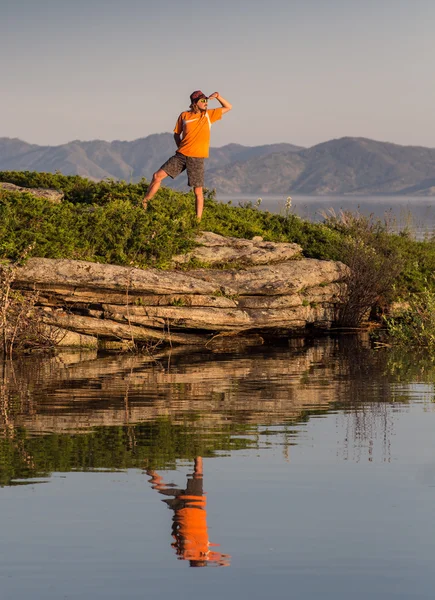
1, 135, 435, 196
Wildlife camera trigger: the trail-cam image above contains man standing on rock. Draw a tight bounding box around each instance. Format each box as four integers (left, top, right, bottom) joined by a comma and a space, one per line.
142, 90, 232, 221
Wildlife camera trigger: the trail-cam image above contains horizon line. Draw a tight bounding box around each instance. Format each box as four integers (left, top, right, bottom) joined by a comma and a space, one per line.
2, 134, 435, 152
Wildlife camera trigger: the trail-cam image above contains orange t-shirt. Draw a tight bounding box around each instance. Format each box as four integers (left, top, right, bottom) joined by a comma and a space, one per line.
174, 108, 223, 158
172, 494, 230, 566
175, 496, 209, 561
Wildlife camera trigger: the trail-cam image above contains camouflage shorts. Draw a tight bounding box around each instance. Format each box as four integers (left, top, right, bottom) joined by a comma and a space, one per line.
160, 152, 205, 188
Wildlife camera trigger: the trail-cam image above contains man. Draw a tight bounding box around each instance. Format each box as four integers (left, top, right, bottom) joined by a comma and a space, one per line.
142, 90, 232, 221
147, 457, 230, 567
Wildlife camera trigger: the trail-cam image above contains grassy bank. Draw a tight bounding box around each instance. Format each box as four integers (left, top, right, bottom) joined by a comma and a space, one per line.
0, 170, 350, 267
1, 171, 435, 337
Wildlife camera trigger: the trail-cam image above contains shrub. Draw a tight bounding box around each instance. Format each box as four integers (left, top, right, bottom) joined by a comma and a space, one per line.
321, 210, 406, 326
0, 186, 199, 267
0, 171, 149, 205
384, 290, 435, 349
0, 258, 62, 356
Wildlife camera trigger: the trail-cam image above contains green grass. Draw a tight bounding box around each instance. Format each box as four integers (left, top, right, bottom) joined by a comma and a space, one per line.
1, 171, 435, 303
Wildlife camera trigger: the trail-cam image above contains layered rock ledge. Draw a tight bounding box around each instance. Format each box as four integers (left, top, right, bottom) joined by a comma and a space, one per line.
12, 232, 347, 349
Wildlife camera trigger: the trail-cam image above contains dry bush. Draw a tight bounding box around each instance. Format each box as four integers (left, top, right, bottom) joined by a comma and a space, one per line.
322, 210, 404, 327
1, 260, 63, 357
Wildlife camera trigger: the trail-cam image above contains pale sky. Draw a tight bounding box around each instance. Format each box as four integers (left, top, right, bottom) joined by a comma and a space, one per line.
2, 0, 435, 148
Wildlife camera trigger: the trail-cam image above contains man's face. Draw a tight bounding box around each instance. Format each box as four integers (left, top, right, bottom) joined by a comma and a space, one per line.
196, 98, 208, 112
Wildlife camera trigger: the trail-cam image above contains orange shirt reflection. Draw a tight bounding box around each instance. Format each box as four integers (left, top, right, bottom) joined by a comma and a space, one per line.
147, 457, 230, 567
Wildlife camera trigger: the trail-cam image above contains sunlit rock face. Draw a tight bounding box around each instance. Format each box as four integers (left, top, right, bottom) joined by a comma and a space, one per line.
0, 182, 64, 203
171, 231, 302, 266
12, 232, 347, 347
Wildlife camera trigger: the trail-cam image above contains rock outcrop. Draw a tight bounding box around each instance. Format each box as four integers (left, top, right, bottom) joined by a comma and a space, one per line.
172, 231, 302, 266
12, 232, 347, 348
0, 182, 64, 203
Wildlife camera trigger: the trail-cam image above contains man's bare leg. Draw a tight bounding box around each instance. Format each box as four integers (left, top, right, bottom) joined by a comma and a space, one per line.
194, 187, 204, 221
142, 169, 168, 209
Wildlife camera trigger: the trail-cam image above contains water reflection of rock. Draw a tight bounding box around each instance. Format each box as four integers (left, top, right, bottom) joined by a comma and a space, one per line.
2, 336, 431, 481
2, 340, 348, 435
4, 338, 431, 437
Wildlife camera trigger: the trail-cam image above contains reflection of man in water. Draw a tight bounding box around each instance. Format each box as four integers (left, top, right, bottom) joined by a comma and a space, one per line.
147, 457, 230, 567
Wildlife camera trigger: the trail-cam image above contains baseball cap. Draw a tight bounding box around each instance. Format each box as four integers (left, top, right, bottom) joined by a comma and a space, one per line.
190, 90, 208, 103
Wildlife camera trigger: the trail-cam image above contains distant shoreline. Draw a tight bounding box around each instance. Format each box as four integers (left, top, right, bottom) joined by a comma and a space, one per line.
216, 194, 435, 239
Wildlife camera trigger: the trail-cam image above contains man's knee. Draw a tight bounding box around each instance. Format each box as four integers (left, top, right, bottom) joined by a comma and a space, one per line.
152, 169, 167, 183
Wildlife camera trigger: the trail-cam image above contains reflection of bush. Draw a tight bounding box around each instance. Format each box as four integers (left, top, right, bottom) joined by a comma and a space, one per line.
384, 345, 435, 383
0, 420, 257, 487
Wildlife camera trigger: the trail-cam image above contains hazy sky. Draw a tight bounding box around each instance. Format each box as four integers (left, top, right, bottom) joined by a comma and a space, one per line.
2, 0, 435, 148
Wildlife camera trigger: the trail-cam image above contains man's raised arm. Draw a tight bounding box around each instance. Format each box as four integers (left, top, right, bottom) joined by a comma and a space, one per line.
208, 92, 232, 114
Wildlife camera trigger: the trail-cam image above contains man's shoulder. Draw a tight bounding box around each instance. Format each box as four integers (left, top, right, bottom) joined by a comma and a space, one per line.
179, 110, 194, 119
207, 107, 223, 122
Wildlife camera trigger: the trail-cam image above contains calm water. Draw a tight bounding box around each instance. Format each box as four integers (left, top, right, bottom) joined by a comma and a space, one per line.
218, 194, 435, 239
1, 337, 435, 599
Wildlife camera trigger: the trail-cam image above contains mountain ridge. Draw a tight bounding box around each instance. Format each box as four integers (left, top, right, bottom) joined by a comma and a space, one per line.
1, 135, 435, 196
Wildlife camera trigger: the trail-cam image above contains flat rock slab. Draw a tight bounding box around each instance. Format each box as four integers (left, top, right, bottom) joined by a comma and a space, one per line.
14, 257, 345, 298
35, 290, 238, 308
188, 259, 346, 296
172, 231, 302, 266
43, 312, 207, 345
102, 304, 336, 331
10, 240, 347, 346
0, 182, 64, 203
14, 258, 219, 295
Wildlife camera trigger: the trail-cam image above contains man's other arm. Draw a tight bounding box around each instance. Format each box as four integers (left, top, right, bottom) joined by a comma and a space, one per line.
173, 114, 183, 147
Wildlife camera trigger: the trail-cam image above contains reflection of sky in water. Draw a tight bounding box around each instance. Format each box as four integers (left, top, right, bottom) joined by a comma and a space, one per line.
1, 341, 435, 598
2, 400, 435, 598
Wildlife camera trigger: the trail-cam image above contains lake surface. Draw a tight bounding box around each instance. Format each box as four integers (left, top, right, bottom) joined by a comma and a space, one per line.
1, 336, 435, 599
218, 194, 435, 239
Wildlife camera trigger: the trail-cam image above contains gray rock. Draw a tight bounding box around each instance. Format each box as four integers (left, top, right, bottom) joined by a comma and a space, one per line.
0, 182, 64, 203
172, 231, 302, 266
12, 233, 348, 347
14, 257, 218, 295
188, 259, 346, 296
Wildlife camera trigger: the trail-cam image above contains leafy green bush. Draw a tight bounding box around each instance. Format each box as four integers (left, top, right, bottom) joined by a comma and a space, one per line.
0, 171, 148, 205
321, 210, 435, 315
0, 185, 199, 267
384, 290, 435, 349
